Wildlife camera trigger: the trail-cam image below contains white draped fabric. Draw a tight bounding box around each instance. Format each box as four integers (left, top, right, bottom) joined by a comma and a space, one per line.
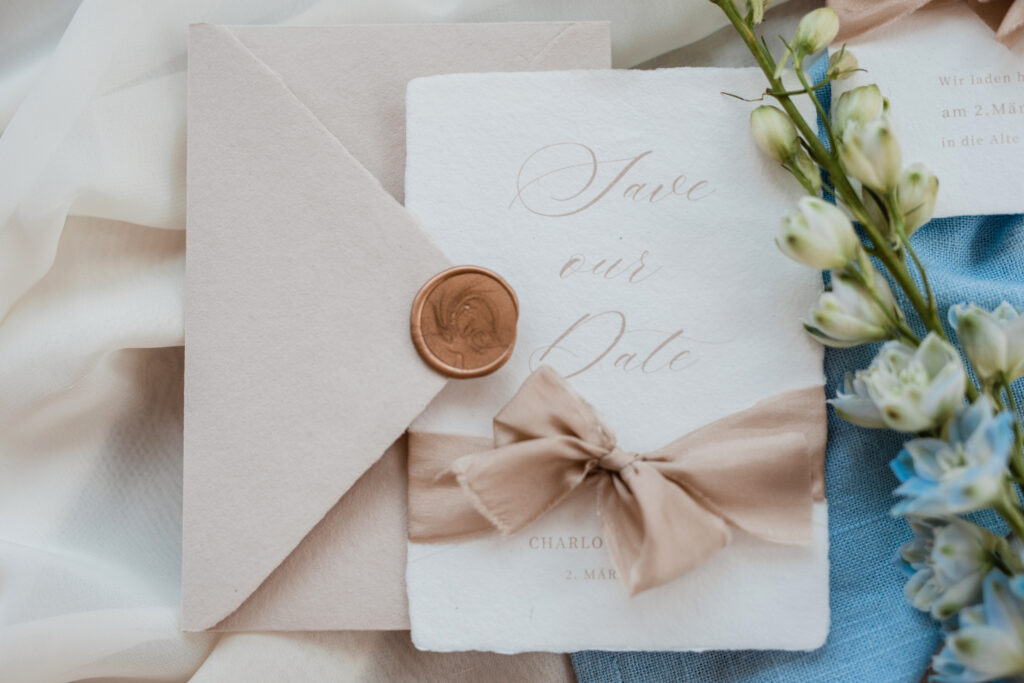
0, 0, 807, 680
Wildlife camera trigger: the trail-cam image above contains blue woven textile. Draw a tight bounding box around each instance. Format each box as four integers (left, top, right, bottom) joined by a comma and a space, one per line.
571, 61, 1024, 683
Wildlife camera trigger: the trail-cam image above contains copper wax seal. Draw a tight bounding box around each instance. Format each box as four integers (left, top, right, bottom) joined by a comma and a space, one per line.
411, 265, 519, 378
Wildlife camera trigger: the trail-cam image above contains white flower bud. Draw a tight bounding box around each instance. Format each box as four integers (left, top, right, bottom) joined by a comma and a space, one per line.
792, 8, 839, 57
826, 49, 859, 80
955, 305, 1005, 383
805, 269, 898, 347
777, 197, 859, 269
750, 106, 799, 163
839, 118, 902, 194
748, 0, 769, 24
792, 150, 822, 193
897, 163, 939, 235
861, 185, 890, 237
950, 302, 1024, 385
833, 84, 884, 137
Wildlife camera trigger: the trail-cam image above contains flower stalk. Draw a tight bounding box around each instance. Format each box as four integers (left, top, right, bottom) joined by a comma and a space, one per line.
1004, 385, 1024, 478
709, 2, 1024, 679
995, 485, 1024, 540
711, 0, 949, 351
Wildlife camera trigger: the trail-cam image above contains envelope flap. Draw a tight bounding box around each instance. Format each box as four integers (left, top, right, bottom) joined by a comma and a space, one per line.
182, 24, 449, 629
225, 22, 612, 204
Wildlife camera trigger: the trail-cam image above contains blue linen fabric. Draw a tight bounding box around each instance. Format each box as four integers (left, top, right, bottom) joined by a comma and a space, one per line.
572, 62, 1024, 682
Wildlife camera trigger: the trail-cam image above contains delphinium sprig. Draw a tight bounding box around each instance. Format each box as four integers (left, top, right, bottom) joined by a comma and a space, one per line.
709, 2, 1024, 680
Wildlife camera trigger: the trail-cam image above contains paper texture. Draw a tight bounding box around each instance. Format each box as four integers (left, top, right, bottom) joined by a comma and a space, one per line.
404, 67, 828, 653
833, 2, 1024, 218
183, 22, 610, 632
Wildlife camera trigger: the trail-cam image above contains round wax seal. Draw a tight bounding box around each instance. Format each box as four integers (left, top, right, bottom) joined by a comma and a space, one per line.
410, 266, 519, 379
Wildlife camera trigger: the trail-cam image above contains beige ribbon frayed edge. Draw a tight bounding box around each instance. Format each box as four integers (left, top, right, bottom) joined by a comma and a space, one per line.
408, 366, 826, 596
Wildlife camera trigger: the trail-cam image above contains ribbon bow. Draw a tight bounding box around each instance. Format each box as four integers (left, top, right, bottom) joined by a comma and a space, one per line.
408, 366, 826, 595
829, 0, 1024, 46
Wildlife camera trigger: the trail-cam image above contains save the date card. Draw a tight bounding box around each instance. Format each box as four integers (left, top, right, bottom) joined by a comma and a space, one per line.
402, 68, 829, 653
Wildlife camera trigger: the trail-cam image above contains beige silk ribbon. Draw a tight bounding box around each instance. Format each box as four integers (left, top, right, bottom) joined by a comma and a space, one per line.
829, 0, 1024, 46
407, 366, 826, 595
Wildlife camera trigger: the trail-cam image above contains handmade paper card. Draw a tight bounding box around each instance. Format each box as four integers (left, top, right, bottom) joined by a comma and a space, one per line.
183, 21, 609, 632
833, 2, 1024, 218
403, 68, 828, 653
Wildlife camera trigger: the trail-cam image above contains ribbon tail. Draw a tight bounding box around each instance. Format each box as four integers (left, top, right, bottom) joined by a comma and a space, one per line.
597, 469, 730, 596
408, 432, 501, 543
451, 435, 595, 535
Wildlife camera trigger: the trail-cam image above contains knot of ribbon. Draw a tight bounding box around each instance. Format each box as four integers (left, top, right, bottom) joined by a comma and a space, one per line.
829, 0, 1024, 46
595, 445, 642, 474
407, 366, 826, 595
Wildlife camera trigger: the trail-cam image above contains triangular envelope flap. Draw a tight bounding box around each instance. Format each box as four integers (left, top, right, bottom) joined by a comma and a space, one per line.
214, 439, 411, 630
183, 24, 449, 629
227, 22, 612, 203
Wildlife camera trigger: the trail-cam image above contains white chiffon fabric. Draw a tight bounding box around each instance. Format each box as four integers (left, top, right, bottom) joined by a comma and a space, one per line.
0, 0, 794, 680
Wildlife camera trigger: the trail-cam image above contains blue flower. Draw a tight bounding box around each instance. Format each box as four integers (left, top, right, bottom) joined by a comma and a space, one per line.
933, 571, 1024, 682
890, 397, 1013, 517
898, 518, 1003, 621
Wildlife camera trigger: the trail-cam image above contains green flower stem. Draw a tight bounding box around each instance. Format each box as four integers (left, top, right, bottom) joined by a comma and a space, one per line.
794, 64, 838, 158
895, 323, 921, 346
995, 485, 1024, 540
1004, 383, 1024, 477
992, 551, 1016, 577
710, 0, 944, 347
992, 389, 1024, 480
783, 159, 819, 195
902, 240, 936, 312
993, 390, 1007, 411
769, 78, 833, 97
887, 194, 944, 333
845, 264, 920, 345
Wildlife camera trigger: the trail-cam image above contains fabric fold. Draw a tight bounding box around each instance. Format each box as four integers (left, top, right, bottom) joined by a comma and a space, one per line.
830, 0, 1024, 45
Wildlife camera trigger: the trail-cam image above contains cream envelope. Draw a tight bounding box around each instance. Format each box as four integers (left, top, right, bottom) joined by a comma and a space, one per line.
183, 22, 610, 631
